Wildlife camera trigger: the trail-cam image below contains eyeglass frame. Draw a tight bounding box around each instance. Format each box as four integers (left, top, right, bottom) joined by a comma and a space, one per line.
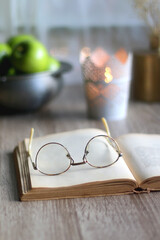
27, 118, 123, 176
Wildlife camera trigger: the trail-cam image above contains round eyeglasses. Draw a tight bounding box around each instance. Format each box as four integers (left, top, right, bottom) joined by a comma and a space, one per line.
28, 118, 122, 176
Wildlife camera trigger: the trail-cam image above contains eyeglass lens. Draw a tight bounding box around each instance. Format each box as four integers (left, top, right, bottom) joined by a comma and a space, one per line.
85, 136, 119, 167
36, 143, 70, 175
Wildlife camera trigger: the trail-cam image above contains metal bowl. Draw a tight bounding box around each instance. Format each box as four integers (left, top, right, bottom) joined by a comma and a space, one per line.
0, 61, 72, 112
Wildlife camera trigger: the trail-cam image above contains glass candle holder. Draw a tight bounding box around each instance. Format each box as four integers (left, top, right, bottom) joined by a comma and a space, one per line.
80, 48, 132, 121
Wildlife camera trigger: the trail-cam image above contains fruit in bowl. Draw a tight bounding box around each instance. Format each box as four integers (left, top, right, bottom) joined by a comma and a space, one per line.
7, 34, 35, 49
0, 34, 72, 111
0, 34, 61, 76
0, 43, 11, 61
11, 40, 49, 73
47, 56, 61, 72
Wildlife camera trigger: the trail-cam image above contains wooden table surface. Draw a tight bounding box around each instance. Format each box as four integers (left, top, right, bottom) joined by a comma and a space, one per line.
0, 85, 160, 240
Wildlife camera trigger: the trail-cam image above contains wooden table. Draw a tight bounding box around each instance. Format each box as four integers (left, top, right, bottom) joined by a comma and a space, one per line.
0, 85, 160, 240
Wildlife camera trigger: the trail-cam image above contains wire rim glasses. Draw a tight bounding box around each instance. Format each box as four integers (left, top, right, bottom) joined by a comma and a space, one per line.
29, 133, 122, 176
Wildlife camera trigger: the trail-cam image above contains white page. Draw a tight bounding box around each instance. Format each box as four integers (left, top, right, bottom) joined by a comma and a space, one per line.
117, 134, 160, 184
25, 128, 136, 188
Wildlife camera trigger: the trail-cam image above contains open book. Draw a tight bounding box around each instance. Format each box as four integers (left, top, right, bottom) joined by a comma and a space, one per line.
14, 123, 160, 201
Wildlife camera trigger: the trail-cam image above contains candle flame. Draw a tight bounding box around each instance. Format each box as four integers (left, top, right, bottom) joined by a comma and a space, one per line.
104, 67, 113, 83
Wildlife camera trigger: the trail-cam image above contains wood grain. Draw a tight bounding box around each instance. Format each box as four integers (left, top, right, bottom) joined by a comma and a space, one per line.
0, 27, 160, 240
0, 85, 160, 240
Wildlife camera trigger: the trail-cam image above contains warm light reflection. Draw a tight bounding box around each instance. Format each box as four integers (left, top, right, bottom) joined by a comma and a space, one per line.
80, 47, 91, 64
86, 82, 120, 101
115, 48, 128, 64
104, 67, 113, 83
91, 48, 109, 67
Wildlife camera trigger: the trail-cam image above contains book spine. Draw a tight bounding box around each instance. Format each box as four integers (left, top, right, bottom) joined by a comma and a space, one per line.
13, 147, 23, 200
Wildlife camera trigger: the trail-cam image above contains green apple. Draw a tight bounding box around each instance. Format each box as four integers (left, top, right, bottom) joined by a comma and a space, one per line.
11, 40, 49, 73
0, 43, 11, 61
7, 34, 35, 49
47, 56, 61, 72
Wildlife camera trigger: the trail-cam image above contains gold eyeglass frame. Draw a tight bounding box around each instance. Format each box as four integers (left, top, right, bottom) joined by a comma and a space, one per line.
28, 118, 123, 176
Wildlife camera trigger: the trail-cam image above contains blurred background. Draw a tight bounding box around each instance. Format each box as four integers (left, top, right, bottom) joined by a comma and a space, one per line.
0, 0, 150, 85
0, 0, 145, 36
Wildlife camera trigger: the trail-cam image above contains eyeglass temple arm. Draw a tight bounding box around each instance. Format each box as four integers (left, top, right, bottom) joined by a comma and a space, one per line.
101, 117, 111, 137
101, 117, 122, 155
28, 128, 34, 156
28, 128, 37, 169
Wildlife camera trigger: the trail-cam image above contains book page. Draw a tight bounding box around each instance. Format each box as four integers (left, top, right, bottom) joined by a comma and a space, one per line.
117, 134, 160, 185
24, 128, 136, 188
